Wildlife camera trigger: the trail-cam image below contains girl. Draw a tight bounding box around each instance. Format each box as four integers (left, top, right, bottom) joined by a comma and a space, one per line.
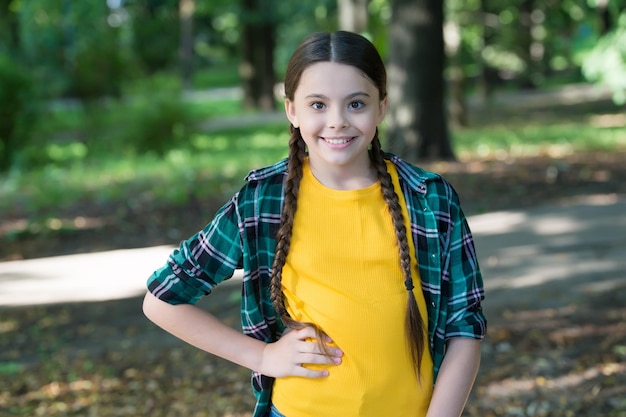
143, 31, 486, 417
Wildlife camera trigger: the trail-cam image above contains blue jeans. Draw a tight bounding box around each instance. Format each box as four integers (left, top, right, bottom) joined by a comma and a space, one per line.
270, 405, 286, 417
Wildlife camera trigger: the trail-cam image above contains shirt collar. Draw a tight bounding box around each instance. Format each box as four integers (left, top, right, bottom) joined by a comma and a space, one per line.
245, 158, 289, 182
386, 153, 435, 195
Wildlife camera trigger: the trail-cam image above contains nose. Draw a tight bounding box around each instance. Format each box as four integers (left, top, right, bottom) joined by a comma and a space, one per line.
328, 107, 348, 129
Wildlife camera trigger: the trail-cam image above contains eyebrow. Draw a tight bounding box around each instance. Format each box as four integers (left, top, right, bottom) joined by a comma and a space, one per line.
304, 91, 371, 100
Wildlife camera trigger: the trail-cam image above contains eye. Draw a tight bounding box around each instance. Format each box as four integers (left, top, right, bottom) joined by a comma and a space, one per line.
310, 101, 325, 110
348, 100, 365, 110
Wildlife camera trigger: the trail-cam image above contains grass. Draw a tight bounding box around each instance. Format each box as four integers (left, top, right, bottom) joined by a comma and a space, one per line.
1, 124, 291, 222
39, 97, 245, 138
2, 95, 626, 226
454, 120, 626, 159
191, 64, 241, 89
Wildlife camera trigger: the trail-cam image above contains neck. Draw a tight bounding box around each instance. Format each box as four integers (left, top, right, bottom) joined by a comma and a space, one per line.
308, 158, 378, 190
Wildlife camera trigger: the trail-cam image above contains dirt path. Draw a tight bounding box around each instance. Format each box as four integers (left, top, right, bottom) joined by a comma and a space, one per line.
1, 195, 625, 416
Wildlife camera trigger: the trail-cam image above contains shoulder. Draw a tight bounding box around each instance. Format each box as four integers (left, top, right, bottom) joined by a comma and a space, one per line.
232, 159, 287, 210
245, 158, 288, 182
386, 153, 461, 208
386, 153, 448, 189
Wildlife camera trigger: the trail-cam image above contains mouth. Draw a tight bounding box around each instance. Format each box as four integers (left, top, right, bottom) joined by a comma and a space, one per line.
322, 136, 356, 145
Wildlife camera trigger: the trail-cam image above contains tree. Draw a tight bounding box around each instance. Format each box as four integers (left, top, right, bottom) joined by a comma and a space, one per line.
131, 0, 180, 74
385, 0, 454, 161
0, 54, 33, 171
445, 0, 470, 127
338, 0, 369, 33
240, 0, 276, 110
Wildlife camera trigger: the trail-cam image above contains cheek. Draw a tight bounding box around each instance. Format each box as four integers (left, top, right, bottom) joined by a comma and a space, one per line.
298, 116, 323, 133
354, 114, 378, 130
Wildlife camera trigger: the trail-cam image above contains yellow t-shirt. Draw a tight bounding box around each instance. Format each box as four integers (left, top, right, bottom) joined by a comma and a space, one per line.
271, 159, 434, 416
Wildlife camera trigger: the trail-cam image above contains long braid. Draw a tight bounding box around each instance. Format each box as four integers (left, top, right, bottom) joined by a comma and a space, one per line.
370, 133, 426, 375
270, 127, 305, 329
269, 127, 330, 350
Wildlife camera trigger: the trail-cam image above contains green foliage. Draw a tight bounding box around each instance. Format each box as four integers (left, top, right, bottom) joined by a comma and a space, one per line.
119, 74, 195, 156
7, 0, 623, 105
0, 361, 23, 375
129, 0, 181, 73
16, 0, 139, 99
581, 12, 626, 104
69, 29, 130, 99
454, 121, 626, 159
0, 53, 37, 171
191, 64, 240, 89
274, 0, 338, 78
0, 123, 290, 224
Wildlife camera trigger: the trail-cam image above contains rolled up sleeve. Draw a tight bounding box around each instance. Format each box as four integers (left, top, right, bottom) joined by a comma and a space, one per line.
147, 194, 244, 305
445, 207, 487, 340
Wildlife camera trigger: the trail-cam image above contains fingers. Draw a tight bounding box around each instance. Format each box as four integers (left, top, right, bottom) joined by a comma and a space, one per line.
290, 350, 341, 379
288, 327, 343, 360
260, 326, 343, 378
292, 365, 330, 378
298, 343, 343, 363
288, 326, 335, 347
296, 349, 342, 365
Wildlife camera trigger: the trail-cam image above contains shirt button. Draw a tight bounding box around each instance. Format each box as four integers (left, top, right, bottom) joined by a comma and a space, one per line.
423, 207, 428, 211
431, 302, 436, 308
431, 254, 436, 258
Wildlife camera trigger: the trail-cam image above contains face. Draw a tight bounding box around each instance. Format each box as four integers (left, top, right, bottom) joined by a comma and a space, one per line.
285, 62, 387, 184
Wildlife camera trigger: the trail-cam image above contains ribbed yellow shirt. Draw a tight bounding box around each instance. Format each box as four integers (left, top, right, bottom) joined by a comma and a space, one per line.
271, 160, 433, 416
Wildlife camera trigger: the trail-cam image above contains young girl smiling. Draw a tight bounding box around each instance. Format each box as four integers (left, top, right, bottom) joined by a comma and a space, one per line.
143, 31, 487, 417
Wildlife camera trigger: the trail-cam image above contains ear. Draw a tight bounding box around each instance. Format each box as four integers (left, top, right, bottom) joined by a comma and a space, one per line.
284, 99, 299, 128
377, 97, 388, 125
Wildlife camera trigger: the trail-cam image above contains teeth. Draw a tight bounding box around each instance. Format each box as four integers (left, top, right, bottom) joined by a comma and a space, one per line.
326, 138, 351, 145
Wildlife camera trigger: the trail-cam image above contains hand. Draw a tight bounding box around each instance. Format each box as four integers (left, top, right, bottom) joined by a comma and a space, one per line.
260, 326, 343, 378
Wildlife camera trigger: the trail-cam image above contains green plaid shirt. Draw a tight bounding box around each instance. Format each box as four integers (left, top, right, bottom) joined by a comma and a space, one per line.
147, 154, 486, 417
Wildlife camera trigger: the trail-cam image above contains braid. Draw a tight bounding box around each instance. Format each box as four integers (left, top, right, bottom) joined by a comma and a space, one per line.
270, 127, 330, 351
270, 127, 305, 328
370, 133, 426, 376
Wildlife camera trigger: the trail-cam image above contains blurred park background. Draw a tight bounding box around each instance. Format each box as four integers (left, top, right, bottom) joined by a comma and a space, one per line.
1, 0, 625, 416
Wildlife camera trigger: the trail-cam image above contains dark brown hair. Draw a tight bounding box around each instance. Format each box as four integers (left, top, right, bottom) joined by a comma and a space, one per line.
270, 31, 426, 374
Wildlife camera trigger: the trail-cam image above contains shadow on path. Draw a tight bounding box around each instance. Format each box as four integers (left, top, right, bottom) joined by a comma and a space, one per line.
1, 195, 625, 416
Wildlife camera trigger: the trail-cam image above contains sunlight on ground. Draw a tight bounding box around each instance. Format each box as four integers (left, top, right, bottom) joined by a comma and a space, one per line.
0, 246, 246, 306
483, 362, 626, 397
0, 246, 175, 306
1, 196, 623, 310
467, 211, 528, 235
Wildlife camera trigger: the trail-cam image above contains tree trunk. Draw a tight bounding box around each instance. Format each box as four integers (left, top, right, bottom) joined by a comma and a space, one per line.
386, 0, 454, 161
179, 0, 195, 90
240, 0, 276, 111
338, 0, 369, 33
444, 12, 467, 128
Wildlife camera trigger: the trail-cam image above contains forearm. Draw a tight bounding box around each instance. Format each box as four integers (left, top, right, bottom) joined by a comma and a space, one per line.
142, 291, 266, 372
426, 338, 481, 417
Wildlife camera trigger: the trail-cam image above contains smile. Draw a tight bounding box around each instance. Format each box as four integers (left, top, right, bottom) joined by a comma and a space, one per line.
323, 137, 355, 145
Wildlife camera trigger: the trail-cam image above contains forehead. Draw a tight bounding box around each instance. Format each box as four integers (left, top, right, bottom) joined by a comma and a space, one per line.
296, 62, 379, 98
